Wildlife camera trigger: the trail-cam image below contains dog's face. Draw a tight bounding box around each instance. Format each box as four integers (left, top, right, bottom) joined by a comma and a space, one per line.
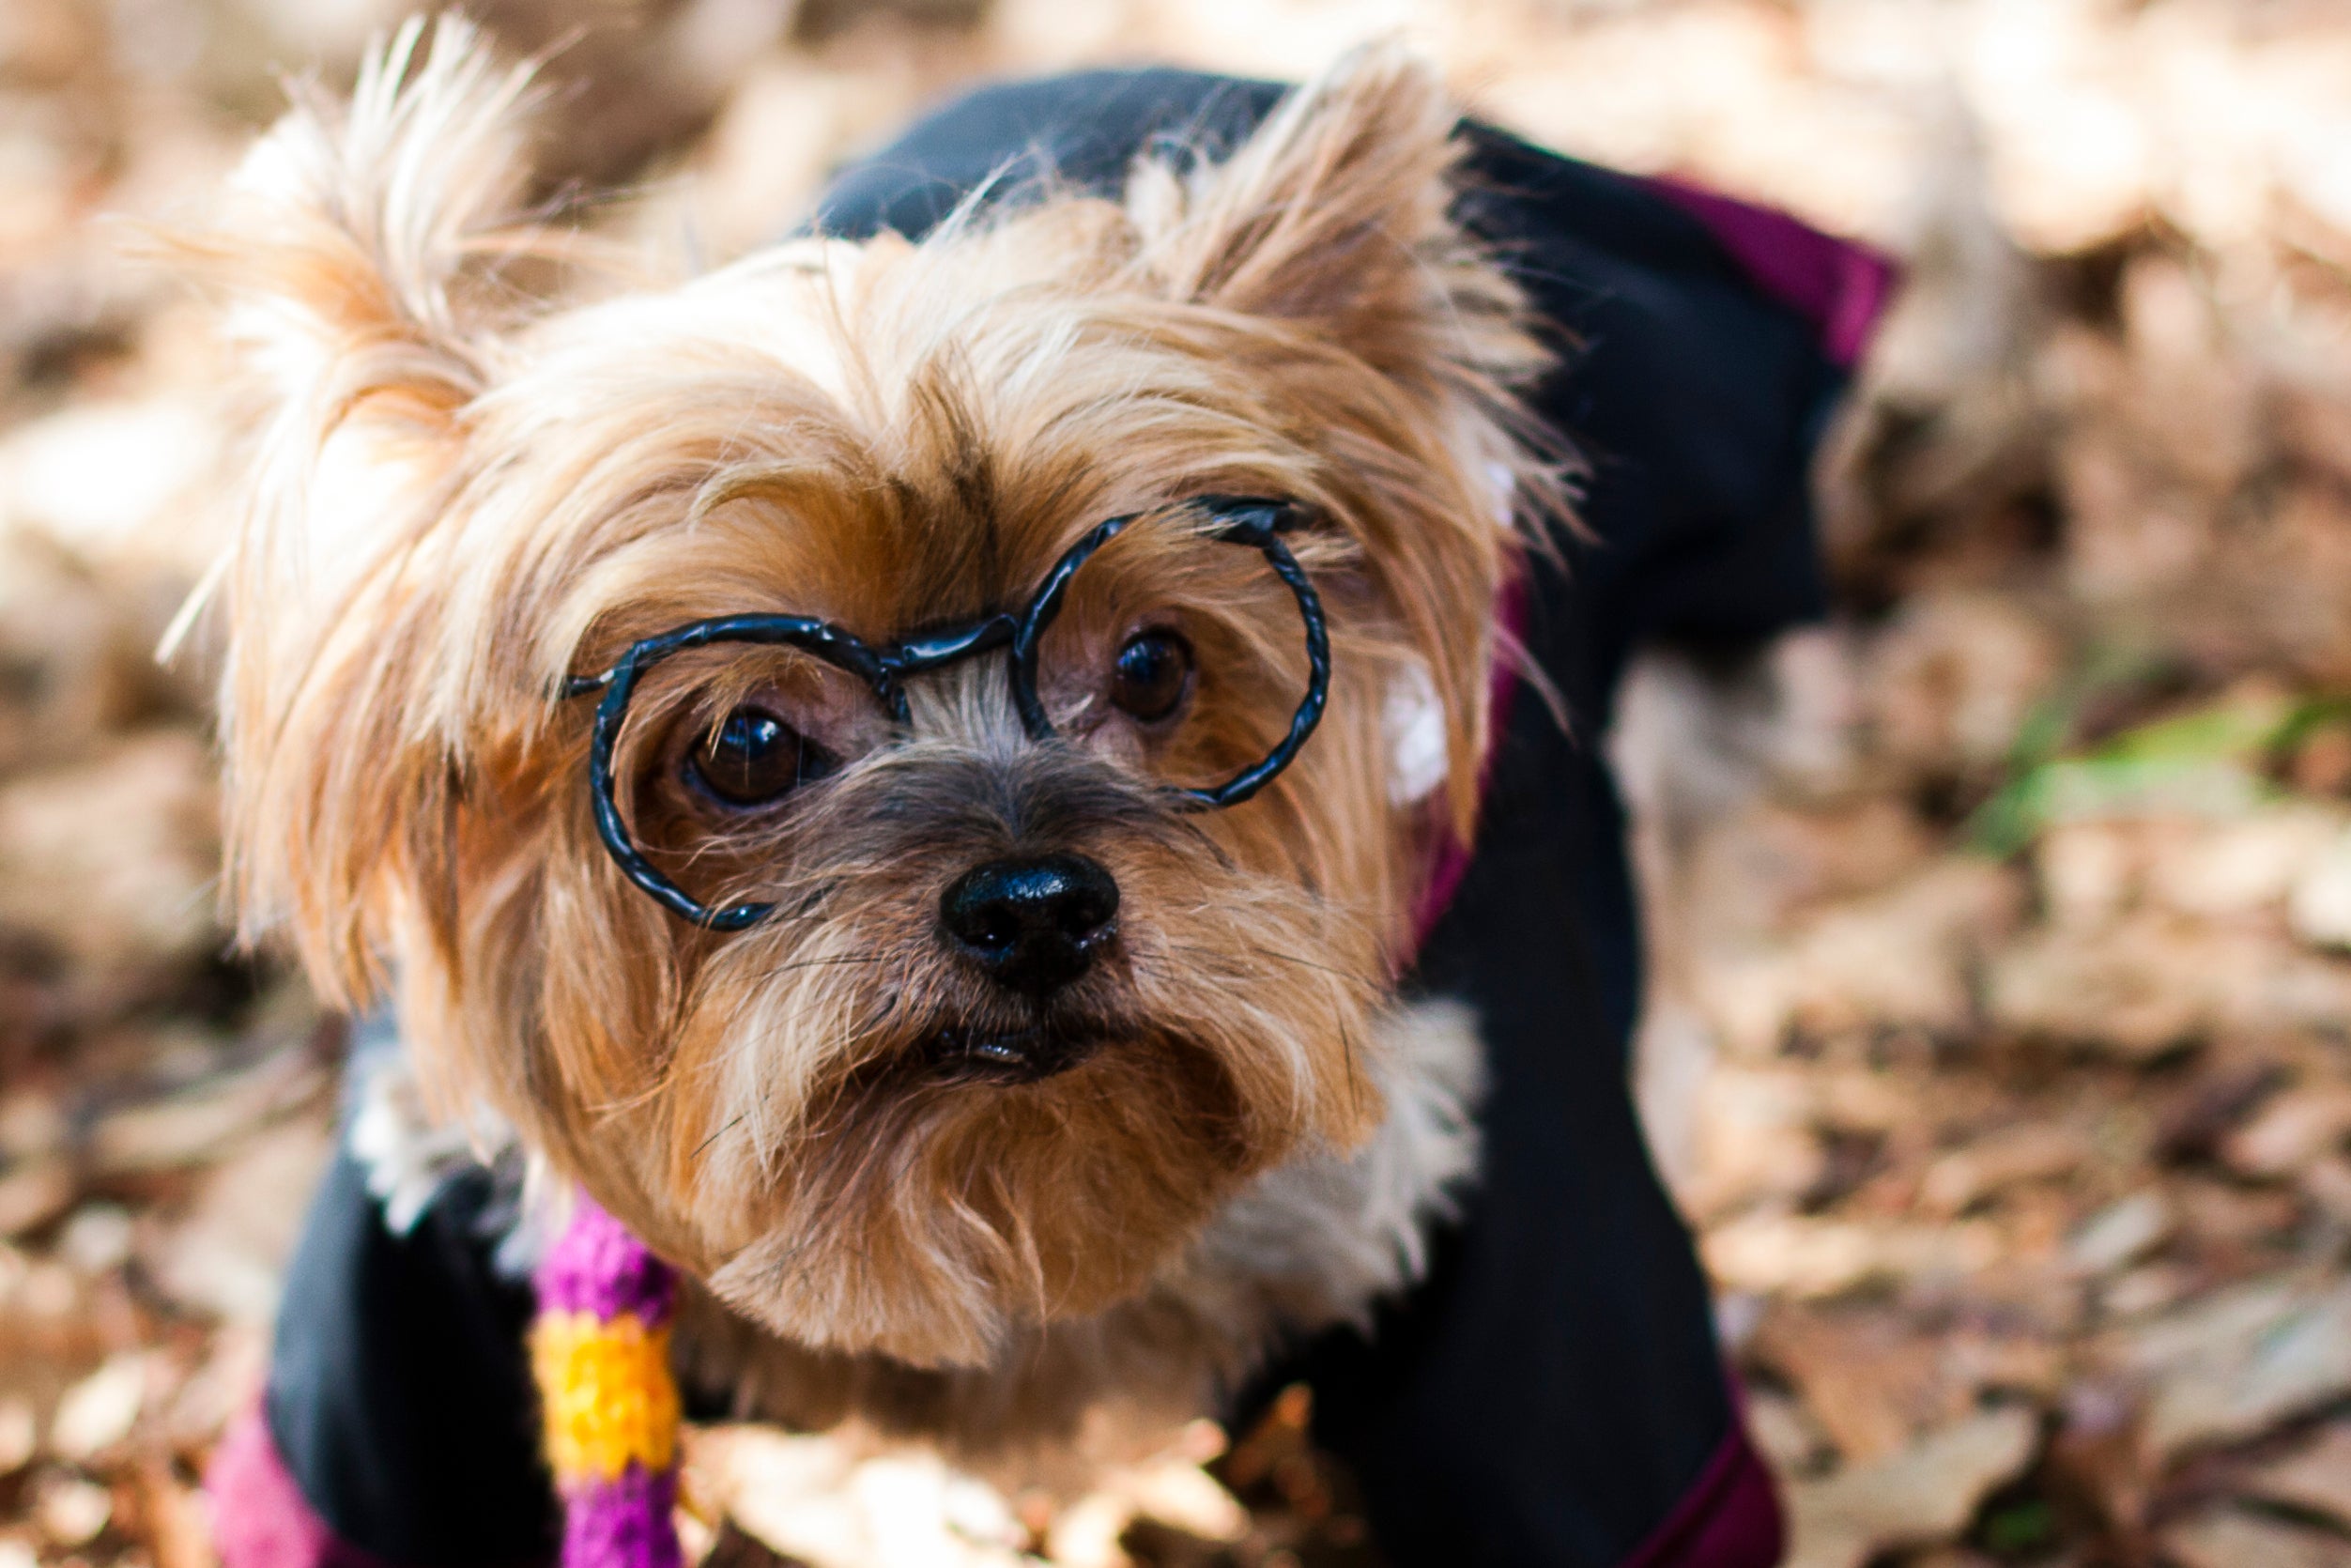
192, 23, 1548, 1364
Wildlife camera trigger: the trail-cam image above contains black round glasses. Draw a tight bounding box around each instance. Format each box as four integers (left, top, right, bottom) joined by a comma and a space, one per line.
561, 496, 1331, 930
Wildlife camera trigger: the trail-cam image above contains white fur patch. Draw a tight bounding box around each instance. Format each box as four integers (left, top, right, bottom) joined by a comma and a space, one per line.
1384, 657, 1449, 806
343, 1027, 535, 1271
1484, 459, 1517, 529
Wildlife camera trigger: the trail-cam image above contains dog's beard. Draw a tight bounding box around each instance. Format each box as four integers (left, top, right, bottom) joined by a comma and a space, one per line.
565, 743, 1383, 1368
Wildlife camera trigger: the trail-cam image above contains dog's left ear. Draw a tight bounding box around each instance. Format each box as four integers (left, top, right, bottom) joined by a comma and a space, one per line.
1128, 42, 1508, 373
1128, 44, 1551, 838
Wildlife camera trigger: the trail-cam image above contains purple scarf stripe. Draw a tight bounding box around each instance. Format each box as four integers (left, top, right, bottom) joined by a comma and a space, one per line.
536, 1196, 679, 1324
561, 1466, 684, 1568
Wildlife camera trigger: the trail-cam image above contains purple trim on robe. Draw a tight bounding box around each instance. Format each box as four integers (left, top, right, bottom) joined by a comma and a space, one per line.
1618, 1394, 1787, 1568
1409, 568, 1530, 957
208, 1407, 402, 1568
1638, 177, 1897, 369
535, 1197, 677, 1325
559, 1468, 684, 1568
1410, 177, 1890, 950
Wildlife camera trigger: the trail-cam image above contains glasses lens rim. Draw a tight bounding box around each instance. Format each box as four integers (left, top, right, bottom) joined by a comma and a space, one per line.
567, 498, 1329, 929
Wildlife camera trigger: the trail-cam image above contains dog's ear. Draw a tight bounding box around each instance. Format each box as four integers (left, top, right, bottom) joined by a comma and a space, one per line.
169, 16, 552, 1004
1128, 42, 1483, 364
1127, 45, 1553, 838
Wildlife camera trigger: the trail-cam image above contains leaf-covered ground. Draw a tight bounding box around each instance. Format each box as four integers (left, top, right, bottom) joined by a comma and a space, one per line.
5, 2, 2351, 1565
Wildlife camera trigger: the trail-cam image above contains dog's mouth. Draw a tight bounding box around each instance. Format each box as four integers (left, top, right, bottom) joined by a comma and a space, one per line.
922, 1021, 1103, 1084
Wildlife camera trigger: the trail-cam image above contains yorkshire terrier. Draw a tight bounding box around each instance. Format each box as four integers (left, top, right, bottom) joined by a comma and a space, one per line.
188, 18, 1881, 1568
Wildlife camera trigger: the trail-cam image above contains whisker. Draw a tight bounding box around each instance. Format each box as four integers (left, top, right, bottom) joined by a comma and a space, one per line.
1339, 1021, 1364, 1121
1162, 940, 1376, 988
691, 1112, 745, 1161
765, 953, 890, 975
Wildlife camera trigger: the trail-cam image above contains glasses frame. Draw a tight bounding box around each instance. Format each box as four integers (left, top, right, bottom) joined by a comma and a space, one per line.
561, 496, 1330, 930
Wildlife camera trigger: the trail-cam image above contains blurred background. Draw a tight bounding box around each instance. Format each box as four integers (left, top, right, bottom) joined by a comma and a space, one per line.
4, 1, 2351, 1565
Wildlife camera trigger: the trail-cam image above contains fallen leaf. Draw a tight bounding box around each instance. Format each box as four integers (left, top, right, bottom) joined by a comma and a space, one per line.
1699, 860, 2023, 1054
49, 1350, 145, 1462
2067, 1191, 2174, 1278
1756, 1305, 1970, 1464
2108, 1275, 2351, 1460
2045, 1378, 2153, 1555
2220, 1084, 2351, 1178
1864, 592, 2066, 781
1686, 1066, 1829, 1220
0, 1160, 71, 1240
2300, 1156, 2351, 1226
0, 729, 223, 1006
2288, 831, 2351, 950
2173, 1178, 2303, 1254
0, 1396, 33, 1475
1745, 1391, 1833, 1475
2162, 1508, 2351, 1568
55, 1202, 132, 1276
1705, 1211, 2001, 1298
1921, 1124, 2088, 1216
0, 1093, 63, 1163
151, 1322, 266, 1455
1986, 921, 2209, 1060
33, 1471, 112, 1547
87, 1047, 325, 1176
1043, 1494, 1129, 1568
1987, 918, 2351, 1060
1104, 1457, 1246, 1544
2100, 1263, 2193, 1321
684, 1425, 1032, 1568
2035, 821, 2143, 930
1783, 1407, 2039, 1568
2144, 808, 2343, 919
2238, 1423, 2351, 1533
147, 1116, 332, 1324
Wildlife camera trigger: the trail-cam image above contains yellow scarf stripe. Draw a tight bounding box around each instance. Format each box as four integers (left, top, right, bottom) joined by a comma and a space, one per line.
530, 1310, 682, 1482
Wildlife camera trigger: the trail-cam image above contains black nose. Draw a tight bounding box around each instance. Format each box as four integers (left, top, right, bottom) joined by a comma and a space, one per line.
940, 853, 1120, 998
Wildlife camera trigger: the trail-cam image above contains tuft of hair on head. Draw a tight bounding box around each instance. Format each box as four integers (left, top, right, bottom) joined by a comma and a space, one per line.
163, 13, 568, 1004
188, 12, 549, 433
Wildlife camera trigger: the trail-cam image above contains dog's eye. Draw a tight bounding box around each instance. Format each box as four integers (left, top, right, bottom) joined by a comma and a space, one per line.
1108, 630, 1193, 724
689, 707, 836, 806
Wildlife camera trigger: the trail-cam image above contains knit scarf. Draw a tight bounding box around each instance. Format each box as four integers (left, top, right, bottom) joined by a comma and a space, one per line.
531, 1194, 685, 1568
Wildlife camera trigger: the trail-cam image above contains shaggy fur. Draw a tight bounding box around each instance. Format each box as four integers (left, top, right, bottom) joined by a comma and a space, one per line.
182, 15, 1556, 1459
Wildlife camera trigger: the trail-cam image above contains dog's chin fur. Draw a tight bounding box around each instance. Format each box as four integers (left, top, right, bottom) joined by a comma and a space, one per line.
183, 15, 1558, 1445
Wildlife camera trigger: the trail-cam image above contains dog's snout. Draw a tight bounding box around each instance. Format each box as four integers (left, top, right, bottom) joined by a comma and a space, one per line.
941, 853, 1119, 997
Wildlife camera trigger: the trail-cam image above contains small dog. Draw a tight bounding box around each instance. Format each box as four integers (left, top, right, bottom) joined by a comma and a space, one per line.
190, 19, 1878, 1567
209, 10, 1532, 1392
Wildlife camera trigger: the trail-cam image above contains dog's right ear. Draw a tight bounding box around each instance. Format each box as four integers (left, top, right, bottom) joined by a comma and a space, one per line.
182, 13, 540, 444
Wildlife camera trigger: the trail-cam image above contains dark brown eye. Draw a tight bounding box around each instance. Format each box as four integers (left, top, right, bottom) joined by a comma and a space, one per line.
688, 708, 835, 807
1109, 630, 1192, 724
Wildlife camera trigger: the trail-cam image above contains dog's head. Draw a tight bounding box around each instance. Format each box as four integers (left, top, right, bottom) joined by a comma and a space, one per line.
188, 19, 1551, 1365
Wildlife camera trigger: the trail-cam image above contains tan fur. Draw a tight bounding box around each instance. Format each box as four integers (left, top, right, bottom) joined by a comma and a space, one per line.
179, 15, 1557, 1439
